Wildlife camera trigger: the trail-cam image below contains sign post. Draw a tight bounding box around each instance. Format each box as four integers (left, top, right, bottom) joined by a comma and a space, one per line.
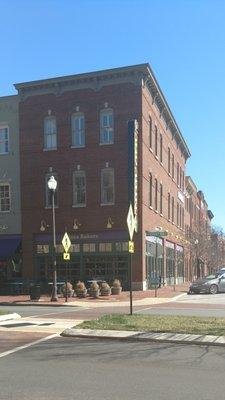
62, 232, 71, 303
127, 204, 136, 315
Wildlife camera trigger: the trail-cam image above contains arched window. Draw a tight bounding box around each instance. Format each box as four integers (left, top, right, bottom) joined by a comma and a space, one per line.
71, 113, 85, 147
100, 109, 114, 144
44, 116, 57, 150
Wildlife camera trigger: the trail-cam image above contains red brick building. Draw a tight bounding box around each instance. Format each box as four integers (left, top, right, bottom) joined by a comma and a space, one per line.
15, 64, 192, 290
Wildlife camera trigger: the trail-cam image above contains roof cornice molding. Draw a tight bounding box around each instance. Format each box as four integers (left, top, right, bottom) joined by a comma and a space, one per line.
144, 64, 191, 159
14, 64, 147, 97
14, 63, 191, 158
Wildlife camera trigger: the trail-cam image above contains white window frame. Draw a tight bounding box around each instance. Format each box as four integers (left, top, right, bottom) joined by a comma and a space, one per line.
44, 116, 57, 150
73, 170, 86, 207
101, 168, 115, 205
0, 125, 9, 155
100, 109, 114, 145
0, 183, 11, 212
71, 113, 85, 148
45, 173, 58, 208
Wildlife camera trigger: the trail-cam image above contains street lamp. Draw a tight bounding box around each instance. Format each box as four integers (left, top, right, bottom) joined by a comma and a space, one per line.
48, 176, 58, 302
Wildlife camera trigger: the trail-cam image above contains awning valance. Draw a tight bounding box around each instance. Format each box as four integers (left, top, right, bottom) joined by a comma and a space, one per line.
0, 235, 21, 260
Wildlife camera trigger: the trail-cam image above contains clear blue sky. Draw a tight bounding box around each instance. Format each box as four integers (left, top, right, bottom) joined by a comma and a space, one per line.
1, 0, 224, 229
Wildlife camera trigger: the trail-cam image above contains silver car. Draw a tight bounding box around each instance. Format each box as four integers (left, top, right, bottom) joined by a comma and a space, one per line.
188, 272, 225, 294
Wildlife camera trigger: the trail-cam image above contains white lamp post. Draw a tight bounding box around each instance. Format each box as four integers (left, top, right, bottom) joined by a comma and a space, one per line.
48, 176, 58, 302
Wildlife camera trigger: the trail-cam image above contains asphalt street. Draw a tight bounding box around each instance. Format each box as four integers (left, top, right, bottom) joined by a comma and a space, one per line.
0, 336, 224, 400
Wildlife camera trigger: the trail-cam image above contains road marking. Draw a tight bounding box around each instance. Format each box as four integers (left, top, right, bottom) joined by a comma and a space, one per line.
27, 306, 91, 319
0, 333, 59, 359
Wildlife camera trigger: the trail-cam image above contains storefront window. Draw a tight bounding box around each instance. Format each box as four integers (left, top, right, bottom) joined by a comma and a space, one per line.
83, 243, 96, 252
115, 242, 128, 252
99, 243, 112, 252
37, 245, 49, 254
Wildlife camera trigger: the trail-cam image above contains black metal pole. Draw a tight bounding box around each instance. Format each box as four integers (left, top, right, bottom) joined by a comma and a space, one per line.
51, 189, 58, 302
155, 240, 158, 298
65, 261, 68, 303
130, 252, 133, 315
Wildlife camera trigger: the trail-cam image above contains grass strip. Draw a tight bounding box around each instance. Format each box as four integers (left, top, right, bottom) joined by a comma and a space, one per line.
76, 314, 225, 336
0, 310, 8, 315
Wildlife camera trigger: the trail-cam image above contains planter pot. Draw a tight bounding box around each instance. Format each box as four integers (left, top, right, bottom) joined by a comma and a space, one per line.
76, 289, 87, 298
89, 289, 100, 298
111, 287, 122, 295
100, 288, 111, 296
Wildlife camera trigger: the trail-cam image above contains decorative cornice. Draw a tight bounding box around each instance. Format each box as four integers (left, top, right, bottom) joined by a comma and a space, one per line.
14, 63, 191, 159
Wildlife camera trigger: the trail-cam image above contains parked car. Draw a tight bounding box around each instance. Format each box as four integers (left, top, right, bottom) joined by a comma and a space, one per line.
188, 272, 225, 294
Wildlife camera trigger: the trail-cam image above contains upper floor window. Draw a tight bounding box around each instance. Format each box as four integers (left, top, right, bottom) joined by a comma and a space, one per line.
44, 117, 57, 150
0, 183, 10, 212
160, 183, 163, 214
71, 113, 85, 147
73, 170, 86, 206
172, 196, 174, 223
45, 173, 58, 207
168, 192, 171, 220
100, 109, 114, 145
160, 133, 163, 163
149, 116, 152, 149
177, 162, 180, 186
0, 126, 9, 154
149, 173, 153, 207
172, 154, 174, 179
155, 178, 158, 211
168, 147, 171, 174
101, 168, 114, 205
155, 126, 158, 156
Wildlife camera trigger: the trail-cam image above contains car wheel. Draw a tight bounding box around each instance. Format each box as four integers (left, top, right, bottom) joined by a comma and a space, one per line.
209, 284, 218, 295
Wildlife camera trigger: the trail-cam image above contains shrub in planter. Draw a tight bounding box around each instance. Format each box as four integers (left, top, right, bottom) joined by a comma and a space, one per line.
62, 282, 74, 298
100, 282, 111, 296
89, 281, 100, 298
111, 279, 122, 295
75, 281, 87, 298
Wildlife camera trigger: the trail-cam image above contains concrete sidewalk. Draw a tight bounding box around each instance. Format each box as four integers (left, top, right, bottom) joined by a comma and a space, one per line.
0, 283, 189, 308
62, 327, 225, 347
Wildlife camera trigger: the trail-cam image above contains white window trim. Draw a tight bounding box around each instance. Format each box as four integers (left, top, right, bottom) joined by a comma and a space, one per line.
43, 116, 57, 151
71, 113, 85, 148
100, 109, 114, 145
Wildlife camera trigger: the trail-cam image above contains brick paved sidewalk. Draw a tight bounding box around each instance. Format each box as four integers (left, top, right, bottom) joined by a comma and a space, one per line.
0, 283, 189, 306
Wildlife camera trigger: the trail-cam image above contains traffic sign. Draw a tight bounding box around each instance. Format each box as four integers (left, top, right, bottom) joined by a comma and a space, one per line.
128, 241, 134, 253
127, 204, 135, 240
62, 232, 71, 253
146, 231, 168, 238
63, 252, 70, 261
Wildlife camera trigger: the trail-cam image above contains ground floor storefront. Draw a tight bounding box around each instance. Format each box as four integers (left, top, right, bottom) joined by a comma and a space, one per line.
146, 234, 186, 288
34, 230, 131, 290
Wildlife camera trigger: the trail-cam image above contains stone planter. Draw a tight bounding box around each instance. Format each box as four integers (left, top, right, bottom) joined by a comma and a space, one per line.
100, 287, 111, 296
111, 287, 122, 295
76, 289, 87, 298
89, 289, 100, 298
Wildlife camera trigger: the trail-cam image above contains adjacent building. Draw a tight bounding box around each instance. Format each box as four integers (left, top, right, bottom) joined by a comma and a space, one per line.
0, 95, 21, 283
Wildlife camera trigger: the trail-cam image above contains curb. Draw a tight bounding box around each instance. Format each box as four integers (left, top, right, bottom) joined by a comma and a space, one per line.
0, 302, 79, 307
0, 313, 21, 322
61, 328, 225, 347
